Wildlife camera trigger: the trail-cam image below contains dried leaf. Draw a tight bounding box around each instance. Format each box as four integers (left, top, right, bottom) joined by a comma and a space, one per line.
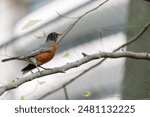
10, 80, 16, 84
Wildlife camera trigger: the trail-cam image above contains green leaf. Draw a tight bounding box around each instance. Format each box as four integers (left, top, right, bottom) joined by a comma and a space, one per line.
84, 91, 92, 97
20, 96, 25, 100
10, 79, 16, 84
22, 20, 41, 30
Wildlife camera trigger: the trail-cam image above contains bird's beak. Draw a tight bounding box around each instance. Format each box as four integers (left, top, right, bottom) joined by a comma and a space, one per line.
57, 32, 63, 36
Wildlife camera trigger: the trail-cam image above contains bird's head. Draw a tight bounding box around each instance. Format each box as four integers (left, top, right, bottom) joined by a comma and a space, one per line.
46, 32, 62, 42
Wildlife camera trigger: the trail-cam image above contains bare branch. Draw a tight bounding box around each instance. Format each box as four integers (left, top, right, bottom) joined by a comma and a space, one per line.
1, 51, 150, 96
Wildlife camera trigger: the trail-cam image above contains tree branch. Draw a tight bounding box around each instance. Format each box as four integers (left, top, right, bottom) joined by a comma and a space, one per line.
1, 51, 150, 96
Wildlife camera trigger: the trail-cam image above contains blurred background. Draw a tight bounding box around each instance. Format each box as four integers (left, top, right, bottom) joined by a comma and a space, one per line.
0, 0, 149, 100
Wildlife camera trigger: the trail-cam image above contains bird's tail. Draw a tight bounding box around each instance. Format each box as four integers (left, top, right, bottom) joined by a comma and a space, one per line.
1, 57, 19, 62
21, 64, 36, 74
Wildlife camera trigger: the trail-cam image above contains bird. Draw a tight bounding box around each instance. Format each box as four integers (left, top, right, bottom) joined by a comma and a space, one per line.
1, 32, 62, 73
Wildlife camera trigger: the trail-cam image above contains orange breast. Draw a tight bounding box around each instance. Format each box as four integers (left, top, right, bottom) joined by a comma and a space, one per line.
35, 43, 57, 65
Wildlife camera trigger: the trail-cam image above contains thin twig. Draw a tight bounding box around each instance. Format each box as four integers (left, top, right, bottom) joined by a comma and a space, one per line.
113, 21, 150, 51
63, 86, 69, 100
57, 0, 109, 45
56, 10, 79, 19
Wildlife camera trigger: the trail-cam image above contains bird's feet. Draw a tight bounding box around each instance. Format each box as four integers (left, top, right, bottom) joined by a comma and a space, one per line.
39, 66, 52, 70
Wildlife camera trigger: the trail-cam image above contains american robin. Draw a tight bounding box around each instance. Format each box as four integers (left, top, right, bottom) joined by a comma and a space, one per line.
1, 32, 62, 73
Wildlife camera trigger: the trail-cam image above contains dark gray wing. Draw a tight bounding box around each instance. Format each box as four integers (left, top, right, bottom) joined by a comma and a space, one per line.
19, 42, 51, 59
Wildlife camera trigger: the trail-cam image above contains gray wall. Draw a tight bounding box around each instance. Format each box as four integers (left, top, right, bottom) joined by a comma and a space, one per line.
122, 0, 150, 99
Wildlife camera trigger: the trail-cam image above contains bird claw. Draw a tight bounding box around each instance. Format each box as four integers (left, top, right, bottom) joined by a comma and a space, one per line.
39, 66, 52, 70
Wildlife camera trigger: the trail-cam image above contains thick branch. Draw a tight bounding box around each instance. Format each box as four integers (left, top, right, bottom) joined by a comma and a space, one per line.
1, 51, 150, 96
